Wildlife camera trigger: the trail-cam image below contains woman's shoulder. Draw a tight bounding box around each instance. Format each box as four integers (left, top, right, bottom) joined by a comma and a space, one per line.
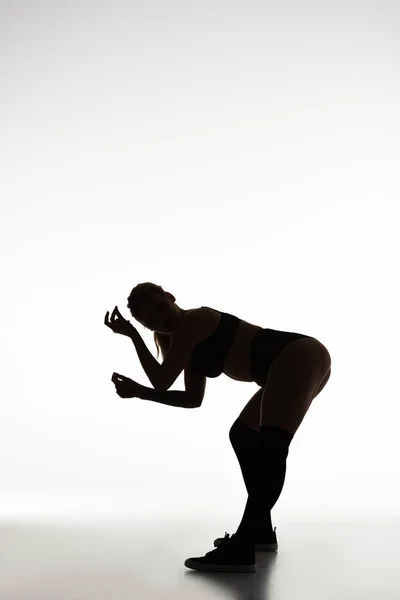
181, 307, 221, 341
186, 306, 218, 322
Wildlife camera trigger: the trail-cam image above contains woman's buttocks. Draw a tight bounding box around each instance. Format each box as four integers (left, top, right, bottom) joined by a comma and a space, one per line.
249, 328, 314, 386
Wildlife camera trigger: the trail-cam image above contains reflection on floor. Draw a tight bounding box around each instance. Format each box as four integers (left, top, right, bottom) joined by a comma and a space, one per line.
2, 516, 400, 600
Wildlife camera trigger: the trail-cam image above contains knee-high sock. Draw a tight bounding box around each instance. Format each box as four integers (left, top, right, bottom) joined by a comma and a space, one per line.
229, 418, 274, 532
229, 418, 258, 494
236, 424, 293, 540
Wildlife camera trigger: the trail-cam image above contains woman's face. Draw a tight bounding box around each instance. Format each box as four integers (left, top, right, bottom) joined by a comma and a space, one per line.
140, 294, 176, 333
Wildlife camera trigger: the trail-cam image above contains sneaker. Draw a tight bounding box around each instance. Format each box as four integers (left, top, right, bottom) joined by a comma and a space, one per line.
214, 526, 278, 551
185, 532, 256, 573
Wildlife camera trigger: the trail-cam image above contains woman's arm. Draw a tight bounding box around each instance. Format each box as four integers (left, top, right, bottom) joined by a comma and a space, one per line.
130, 330, 162, 389
136, 384, 198, 409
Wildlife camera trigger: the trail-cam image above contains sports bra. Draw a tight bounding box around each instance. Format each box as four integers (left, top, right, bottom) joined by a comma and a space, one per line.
188, 307, 241, 377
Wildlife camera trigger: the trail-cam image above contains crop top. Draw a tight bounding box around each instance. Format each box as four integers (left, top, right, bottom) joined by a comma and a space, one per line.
188, 306, 241, 378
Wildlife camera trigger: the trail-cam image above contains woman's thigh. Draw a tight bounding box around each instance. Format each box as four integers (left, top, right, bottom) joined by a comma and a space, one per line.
237, 338, 331, 434
260, 337, 331, 435
238, 388, 263, 432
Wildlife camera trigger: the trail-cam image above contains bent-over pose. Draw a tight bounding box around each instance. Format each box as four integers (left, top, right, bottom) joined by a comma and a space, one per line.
105, 281, 332, 573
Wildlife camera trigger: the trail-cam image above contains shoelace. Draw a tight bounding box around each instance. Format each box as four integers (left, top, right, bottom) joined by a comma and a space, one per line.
205, 532, 231, 556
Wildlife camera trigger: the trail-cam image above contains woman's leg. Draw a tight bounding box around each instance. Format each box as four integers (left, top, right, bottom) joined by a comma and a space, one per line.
230, 388, 273, 533
237, 338, 332, 541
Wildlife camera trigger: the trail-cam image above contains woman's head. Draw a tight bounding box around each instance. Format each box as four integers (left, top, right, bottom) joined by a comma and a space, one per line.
127, 282, 186, 359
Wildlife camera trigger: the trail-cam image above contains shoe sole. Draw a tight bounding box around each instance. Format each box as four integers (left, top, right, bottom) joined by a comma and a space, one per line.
184, 558, 257, 572
254, 543, 278, 551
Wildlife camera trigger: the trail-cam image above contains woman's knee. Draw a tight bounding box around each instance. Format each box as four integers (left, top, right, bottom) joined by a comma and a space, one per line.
229, 418, 244, 443
236, 388, 263, 431
229, 417, 259, 449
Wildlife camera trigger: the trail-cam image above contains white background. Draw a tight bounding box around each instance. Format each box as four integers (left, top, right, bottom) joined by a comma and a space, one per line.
1, 0, 399, 525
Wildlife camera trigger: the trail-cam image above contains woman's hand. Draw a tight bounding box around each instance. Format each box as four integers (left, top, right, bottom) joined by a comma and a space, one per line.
111, 372, 142, 398
105, 306, 137, 338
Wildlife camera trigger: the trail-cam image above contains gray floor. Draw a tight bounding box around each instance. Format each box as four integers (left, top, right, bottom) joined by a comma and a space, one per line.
2, 516, 400, 600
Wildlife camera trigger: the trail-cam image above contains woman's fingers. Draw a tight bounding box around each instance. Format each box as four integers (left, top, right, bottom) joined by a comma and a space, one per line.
106, 307, 125, 322
112, 372, 126, 381
105, 307, 117, 326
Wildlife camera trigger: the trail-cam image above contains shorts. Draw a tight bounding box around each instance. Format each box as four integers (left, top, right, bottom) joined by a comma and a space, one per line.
249, 328, 314, 387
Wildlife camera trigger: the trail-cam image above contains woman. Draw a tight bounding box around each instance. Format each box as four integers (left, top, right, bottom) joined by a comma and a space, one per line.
105, 281, 332, 573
